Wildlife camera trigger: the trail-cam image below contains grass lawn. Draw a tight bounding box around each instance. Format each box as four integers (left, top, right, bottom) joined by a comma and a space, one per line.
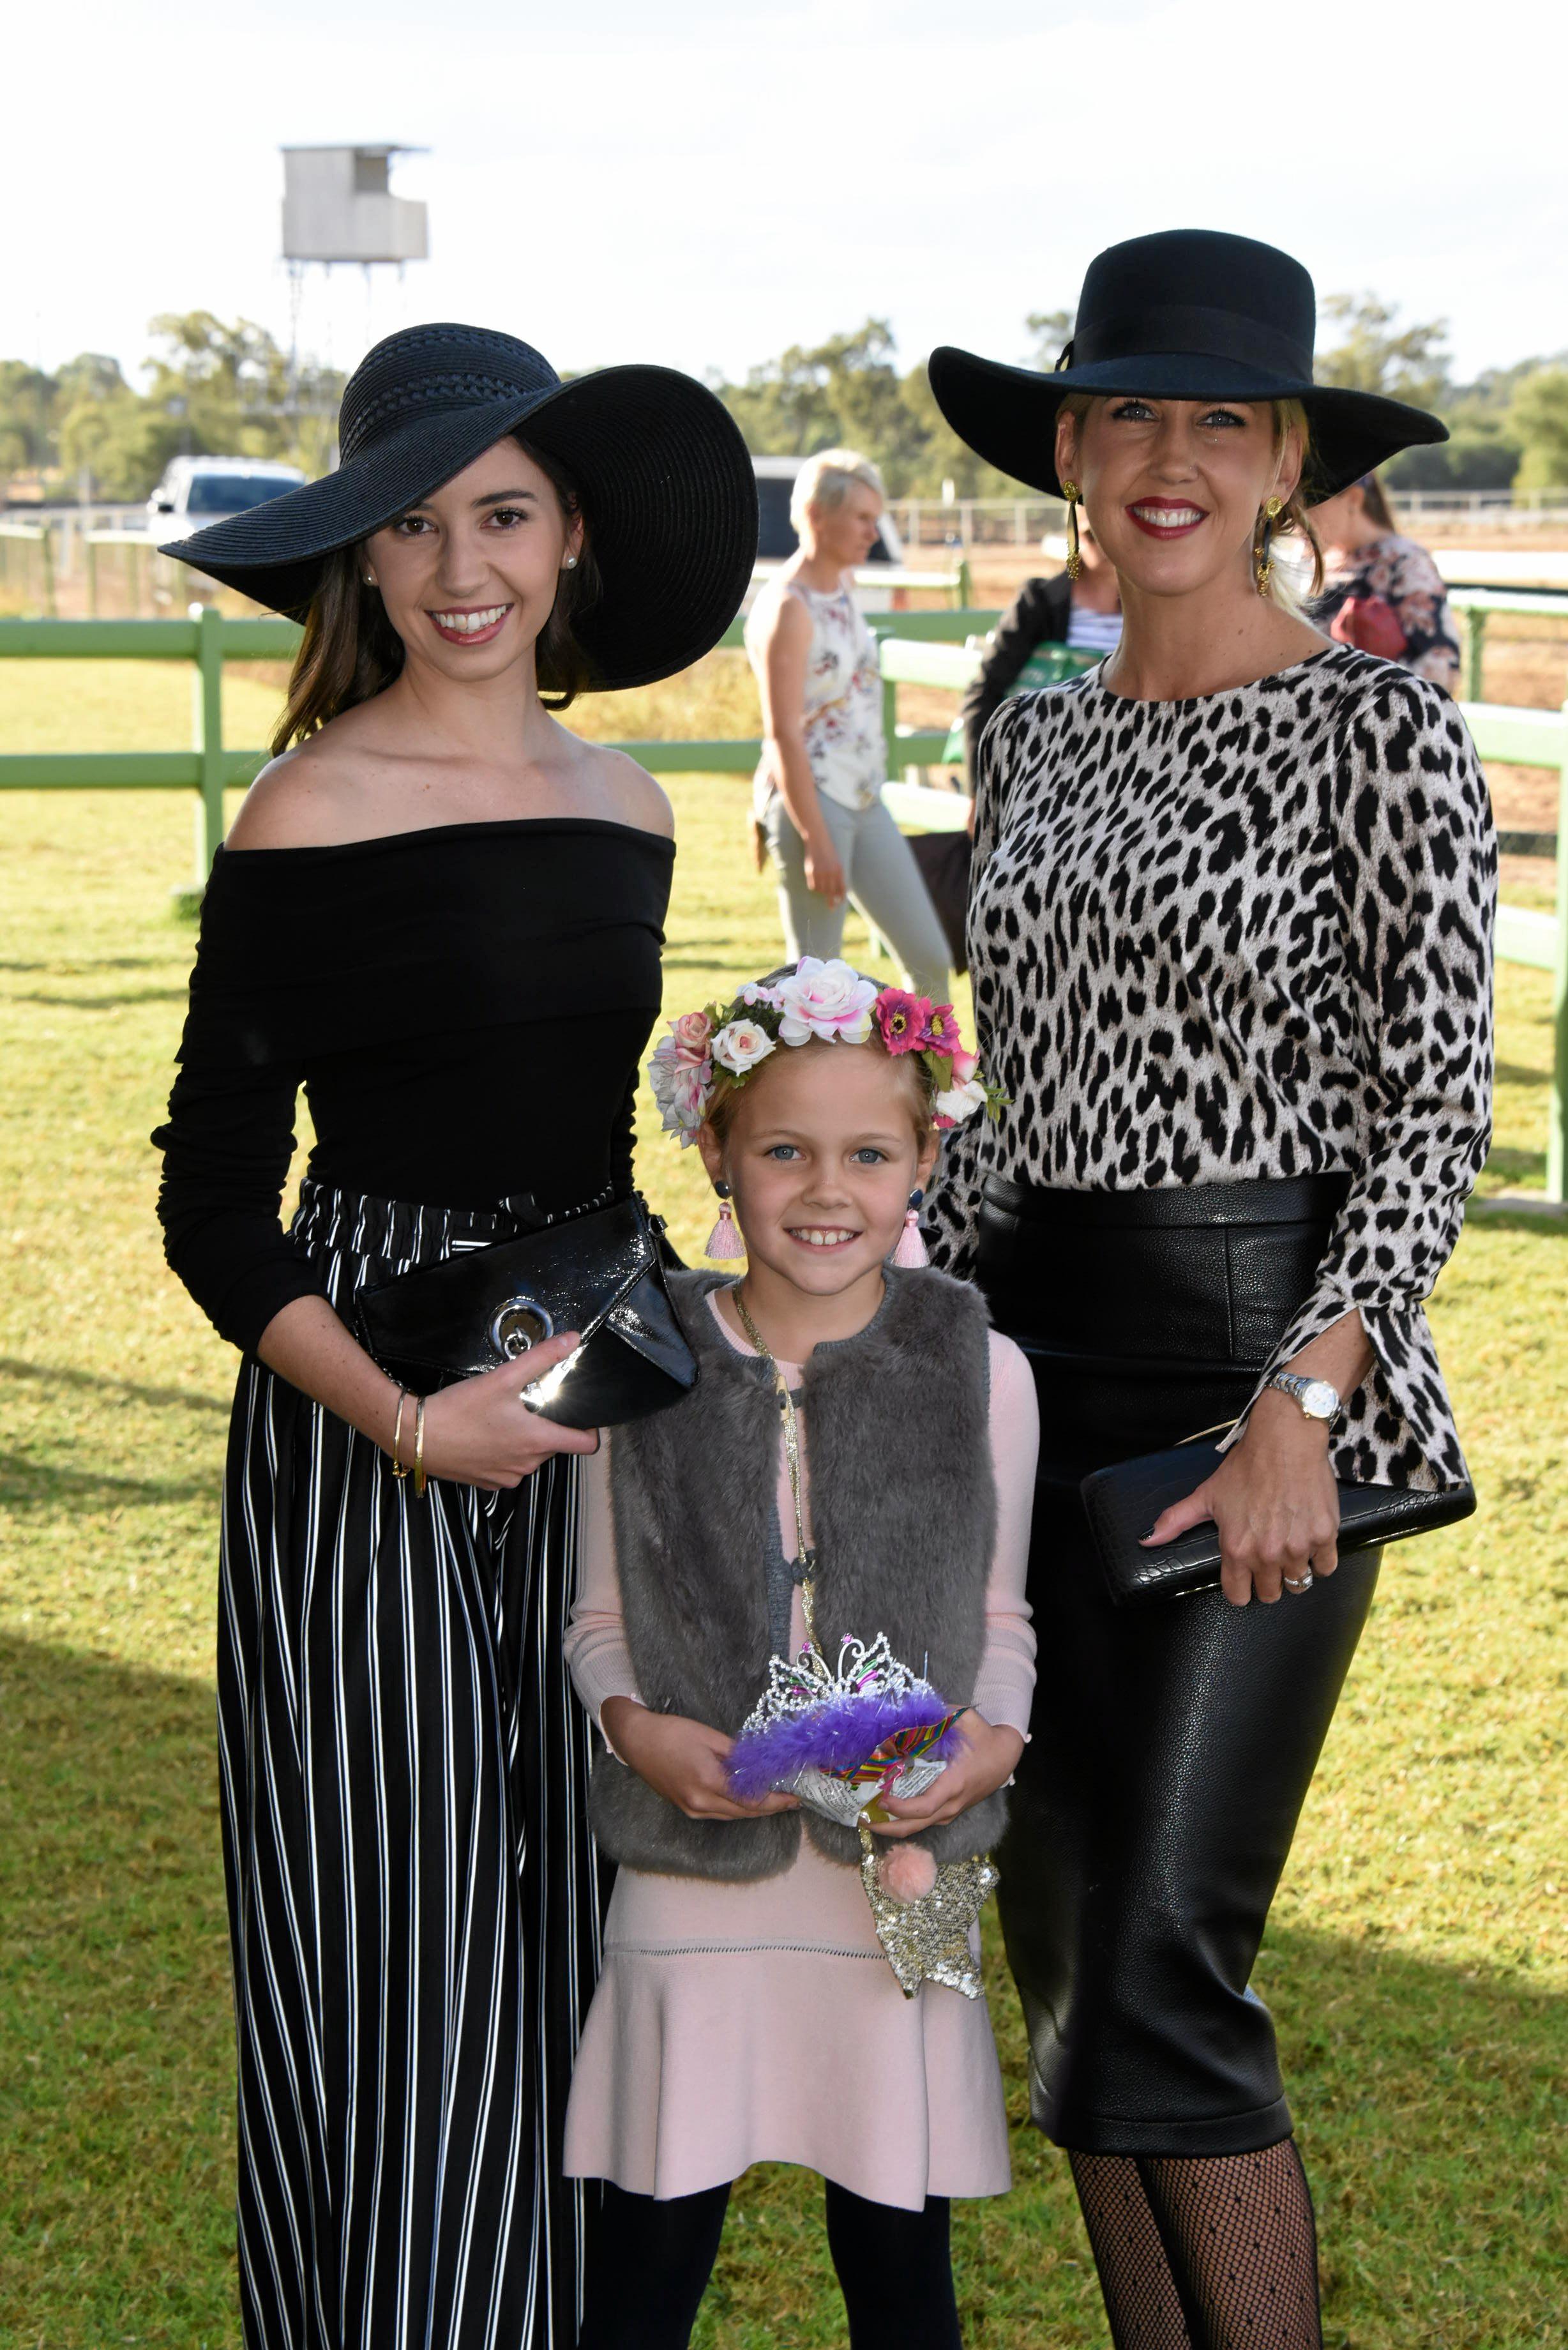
1, 660, 1565, 2348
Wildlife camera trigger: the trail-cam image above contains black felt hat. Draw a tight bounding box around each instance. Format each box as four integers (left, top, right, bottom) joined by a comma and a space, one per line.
160, 321, 758, 689
928, 229, 1447, 504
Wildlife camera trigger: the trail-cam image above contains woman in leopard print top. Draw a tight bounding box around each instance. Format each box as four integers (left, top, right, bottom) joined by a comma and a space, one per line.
931, 641, 1493, 1491
925, 231, 1494, 2350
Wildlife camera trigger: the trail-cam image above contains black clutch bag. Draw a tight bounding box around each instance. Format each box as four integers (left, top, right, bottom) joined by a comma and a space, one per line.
1081, 1438, 1477, 1606
354, 1193, 697, 1431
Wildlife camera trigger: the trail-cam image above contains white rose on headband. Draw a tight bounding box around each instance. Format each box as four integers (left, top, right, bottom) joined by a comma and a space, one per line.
933, 1075, 988, 1125
774, 956, 879, 1045
712, 1019, 776, 1077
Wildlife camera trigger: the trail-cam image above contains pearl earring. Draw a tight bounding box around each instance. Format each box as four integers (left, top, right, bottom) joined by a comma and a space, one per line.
562, 554, 578, 570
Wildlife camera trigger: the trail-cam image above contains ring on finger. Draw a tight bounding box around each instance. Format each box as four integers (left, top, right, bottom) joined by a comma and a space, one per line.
1283, 1570, 1315, 1593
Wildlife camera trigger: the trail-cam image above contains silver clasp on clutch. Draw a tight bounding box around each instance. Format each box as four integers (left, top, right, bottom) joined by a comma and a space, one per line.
490, 1295, 555, 1360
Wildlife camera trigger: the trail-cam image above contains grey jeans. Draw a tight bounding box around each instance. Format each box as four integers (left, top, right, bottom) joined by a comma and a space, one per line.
764, 791, 951, 1002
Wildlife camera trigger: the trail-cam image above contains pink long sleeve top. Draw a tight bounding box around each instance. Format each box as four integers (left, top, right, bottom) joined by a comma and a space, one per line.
562, 1292, 1039, 2208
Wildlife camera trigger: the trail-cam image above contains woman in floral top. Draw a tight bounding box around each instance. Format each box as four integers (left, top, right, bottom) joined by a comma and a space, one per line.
1309, 471, 1461, 691
745, 450, 950, 999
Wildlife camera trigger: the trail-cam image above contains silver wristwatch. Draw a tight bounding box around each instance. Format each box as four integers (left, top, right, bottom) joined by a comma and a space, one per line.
1267, 1370, 1341, 1424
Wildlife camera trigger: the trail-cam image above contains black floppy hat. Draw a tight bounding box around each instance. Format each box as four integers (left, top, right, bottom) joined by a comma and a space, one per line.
161, 322, 759, 690
928, 229, 1447, 504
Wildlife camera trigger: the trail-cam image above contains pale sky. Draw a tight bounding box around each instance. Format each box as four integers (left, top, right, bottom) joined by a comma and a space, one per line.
6, 0, 1564, 395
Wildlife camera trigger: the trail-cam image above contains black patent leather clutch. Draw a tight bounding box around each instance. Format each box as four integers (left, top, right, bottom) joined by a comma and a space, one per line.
354, 1194, 697, 1431
1082, 1438, 1477, 1605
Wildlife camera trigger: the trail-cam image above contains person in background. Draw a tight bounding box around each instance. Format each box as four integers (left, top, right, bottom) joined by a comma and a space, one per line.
960, 514, 1122, 784
745, 450, 951, 1000
1309, 471, 1461, 692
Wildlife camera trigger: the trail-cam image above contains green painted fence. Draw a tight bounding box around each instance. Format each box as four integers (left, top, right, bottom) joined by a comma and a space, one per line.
0, 603, 990, 886
1, 606, 1561, 1198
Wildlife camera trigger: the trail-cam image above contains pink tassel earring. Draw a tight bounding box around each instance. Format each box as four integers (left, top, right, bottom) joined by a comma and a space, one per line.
704, 1180, 745, 1261
893, 1188, 930, 1268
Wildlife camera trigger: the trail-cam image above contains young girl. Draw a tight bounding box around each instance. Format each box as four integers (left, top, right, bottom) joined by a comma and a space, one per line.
562, 957, 1039, 2350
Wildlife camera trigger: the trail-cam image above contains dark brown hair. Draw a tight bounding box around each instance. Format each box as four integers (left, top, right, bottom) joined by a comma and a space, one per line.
269, 435, 602, 755
1357, 471, 1397, 533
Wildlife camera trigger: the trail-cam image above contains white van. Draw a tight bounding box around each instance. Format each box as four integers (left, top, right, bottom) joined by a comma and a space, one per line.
148, 457, 307, 529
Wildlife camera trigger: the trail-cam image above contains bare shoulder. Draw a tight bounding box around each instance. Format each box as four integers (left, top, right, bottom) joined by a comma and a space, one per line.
223, 713, 386, 850
569, 736, 675, 840
760, 584, 811, 644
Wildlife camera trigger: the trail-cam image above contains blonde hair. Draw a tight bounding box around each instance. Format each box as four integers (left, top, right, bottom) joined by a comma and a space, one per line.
790, 447, 885, 536
1057, 392, 1324, 612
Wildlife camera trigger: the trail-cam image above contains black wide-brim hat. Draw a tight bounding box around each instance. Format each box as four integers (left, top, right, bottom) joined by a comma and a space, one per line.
161, 322, 758, 690
928, 230, 1447, 504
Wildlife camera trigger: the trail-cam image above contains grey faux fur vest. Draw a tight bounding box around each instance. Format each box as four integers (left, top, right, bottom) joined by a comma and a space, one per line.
591, 1266, 1004, 1881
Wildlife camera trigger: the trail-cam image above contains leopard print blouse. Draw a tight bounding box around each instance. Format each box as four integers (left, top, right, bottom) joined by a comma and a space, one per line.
926, 645, 1496, 1490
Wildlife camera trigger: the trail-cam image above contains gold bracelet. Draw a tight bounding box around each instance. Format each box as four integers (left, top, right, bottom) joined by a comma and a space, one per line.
389, 1386, 410, 1480
412, 1395, 428, 1501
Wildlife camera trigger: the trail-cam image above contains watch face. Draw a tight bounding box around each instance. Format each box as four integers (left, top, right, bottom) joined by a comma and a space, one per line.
1300, 1379, 1339, 1420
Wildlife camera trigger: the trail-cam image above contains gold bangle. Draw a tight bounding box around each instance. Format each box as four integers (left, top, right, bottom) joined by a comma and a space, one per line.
390, 1386, 410, 1480
412, 1395, 428, 1500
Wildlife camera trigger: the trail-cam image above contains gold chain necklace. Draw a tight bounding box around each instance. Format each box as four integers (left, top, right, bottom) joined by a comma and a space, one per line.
730, 1284, 819, 1644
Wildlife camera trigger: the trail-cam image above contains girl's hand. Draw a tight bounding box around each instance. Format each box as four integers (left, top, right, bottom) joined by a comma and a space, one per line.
1142, 1390, 1340, 1605
803, 830, 847, 909
416, 1333, 601, 1491
871, 1714, 1025, 1838
601, 1699, 799, 1821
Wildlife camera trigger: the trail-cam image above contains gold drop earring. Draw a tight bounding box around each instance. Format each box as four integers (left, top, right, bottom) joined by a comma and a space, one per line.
1254, 495, 1283, 596
1062, 480, 1082, 582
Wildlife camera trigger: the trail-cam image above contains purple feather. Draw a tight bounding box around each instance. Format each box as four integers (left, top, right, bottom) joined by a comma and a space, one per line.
727, 1688, 961, 1802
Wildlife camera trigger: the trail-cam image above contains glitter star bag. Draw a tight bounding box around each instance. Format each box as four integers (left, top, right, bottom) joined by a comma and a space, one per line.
722, 1289, 999, 1999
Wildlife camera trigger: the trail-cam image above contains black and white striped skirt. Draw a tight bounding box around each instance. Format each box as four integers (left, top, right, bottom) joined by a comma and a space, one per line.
218, 1181, 601, 2350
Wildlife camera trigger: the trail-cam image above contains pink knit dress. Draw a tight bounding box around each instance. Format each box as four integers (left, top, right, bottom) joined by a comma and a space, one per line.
562, 1294, 1039, 2209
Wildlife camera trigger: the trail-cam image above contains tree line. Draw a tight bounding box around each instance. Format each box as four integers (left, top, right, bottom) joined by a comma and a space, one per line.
4, 296, 1567, 504
0, 315, 342, 501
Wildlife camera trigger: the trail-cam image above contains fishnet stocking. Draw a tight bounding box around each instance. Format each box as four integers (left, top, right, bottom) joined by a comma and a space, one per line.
1070, 2140, 1323, 2350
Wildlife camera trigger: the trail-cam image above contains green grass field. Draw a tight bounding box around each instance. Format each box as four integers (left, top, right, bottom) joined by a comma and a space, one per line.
1, 659, 1565, 2348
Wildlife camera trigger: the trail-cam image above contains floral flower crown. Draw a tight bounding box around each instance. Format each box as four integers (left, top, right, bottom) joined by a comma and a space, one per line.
648, 955, 1005, 1148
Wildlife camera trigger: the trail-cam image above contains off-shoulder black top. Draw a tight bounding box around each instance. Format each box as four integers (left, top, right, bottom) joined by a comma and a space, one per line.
153, 817, 674, 1354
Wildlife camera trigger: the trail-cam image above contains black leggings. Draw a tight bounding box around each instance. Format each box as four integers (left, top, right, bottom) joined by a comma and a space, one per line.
577, 2178, 961, 2350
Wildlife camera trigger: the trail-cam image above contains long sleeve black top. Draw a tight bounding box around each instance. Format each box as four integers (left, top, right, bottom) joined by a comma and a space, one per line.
153, 817, 674, 1354
958, 572, 1073, 782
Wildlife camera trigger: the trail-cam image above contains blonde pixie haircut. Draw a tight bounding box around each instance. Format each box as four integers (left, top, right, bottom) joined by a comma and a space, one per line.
790, 448, 886, 535
1059, 393, 1323, 614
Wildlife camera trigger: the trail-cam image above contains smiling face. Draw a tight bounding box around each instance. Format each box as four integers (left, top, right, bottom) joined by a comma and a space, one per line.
803, 480, 884, 571
362, 437, 584, 681
696, 1042, 937, 1306
1057, 395, 1302, 602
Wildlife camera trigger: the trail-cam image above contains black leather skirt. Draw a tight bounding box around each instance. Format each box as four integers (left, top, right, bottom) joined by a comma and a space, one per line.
977, 1169, 1380, 2157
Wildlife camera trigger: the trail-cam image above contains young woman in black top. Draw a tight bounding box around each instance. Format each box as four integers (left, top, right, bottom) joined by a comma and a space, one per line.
153, 324, 755, 2350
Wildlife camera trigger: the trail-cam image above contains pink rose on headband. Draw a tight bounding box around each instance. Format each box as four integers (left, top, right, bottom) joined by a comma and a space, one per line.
667, 1010, 714, 1064
712, 1019, 776, 1077
875, 989, 933, 1055
774, 956, 879, 1045
951, 1049, 979, 1085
